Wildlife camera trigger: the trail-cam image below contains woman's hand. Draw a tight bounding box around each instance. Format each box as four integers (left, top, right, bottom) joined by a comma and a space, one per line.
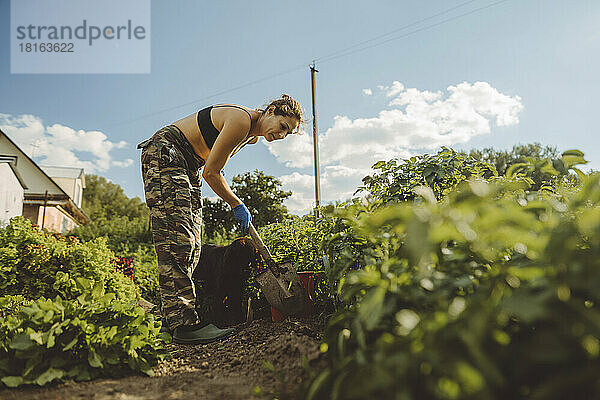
233, 203, 252, 233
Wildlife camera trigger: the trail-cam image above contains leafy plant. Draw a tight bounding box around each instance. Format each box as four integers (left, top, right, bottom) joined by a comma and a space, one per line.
0, 218, 169, 388
357, 147, 497, 206
0, 217, 138, 303
304, 151, 600, 399
465, 143, 559, 177
0, 288, 169, 388
504, 149, 587, 190
259, 214, 367, 310
129, 246, 160, 306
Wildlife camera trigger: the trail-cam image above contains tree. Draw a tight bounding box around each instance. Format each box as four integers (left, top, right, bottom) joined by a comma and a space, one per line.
465, 142, 558, 178
464, 143, 580, 190
77, 171, 292, 247
231, 169, 292, 228
202, 170, 292, 241
71, 175, 152, 253
202, 197, 235, 241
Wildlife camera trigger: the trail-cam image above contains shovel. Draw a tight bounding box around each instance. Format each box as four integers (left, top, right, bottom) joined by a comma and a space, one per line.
248, 222, 306, 316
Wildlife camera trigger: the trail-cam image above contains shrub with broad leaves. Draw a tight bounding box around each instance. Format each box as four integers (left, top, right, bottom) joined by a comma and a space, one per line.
0, 218, 169, 388
0, 217, 138, 303
0, 289, 169, 387
304, 151, 600, 399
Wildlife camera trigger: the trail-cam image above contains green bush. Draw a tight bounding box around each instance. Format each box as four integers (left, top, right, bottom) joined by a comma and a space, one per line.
0, 218, 168, 388
0, 295, 30, 319
0, 217, 138, 303
0, 289, 169, 387
259, 214, 368, 310
504, 149, 587, 191
305, 166, 600, 398
357, 147, 497, 206
130, 246, 160, 305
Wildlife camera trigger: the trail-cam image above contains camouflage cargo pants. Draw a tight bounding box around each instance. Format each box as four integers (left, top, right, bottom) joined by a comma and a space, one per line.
138, 125, 205, 330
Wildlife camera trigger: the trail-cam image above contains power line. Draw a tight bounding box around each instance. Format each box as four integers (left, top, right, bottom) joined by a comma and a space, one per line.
108, 0, 510, 128
316, 0, 511, 65
314, 0, 481, 63
106, 63, 307, 128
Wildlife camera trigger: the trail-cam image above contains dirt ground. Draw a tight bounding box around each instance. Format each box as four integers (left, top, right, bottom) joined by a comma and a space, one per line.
0, 315, 327, 400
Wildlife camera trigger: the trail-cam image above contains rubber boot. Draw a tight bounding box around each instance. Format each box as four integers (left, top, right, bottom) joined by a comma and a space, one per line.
172, 322, 235, 345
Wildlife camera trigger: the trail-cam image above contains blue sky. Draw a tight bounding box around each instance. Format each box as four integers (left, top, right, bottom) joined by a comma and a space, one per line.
1, 0, 598, 214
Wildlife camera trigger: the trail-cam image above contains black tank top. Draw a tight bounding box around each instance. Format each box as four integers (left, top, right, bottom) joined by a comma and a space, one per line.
197, 105, 253, 150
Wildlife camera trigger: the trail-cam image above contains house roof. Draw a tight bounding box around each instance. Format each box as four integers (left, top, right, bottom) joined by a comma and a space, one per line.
0, 129, 90, 225
40, 166, 84, 179
40, 166, 86, 188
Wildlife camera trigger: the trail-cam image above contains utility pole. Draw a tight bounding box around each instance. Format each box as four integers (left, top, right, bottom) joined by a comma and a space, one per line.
310, 61, 321, 218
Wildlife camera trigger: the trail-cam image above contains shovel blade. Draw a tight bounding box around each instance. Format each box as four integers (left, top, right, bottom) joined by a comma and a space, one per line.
256, 262, 306, 316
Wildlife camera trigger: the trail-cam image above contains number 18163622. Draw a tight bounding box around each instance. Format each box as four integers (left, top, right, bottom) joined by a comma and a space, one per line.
19, 42, 74, 52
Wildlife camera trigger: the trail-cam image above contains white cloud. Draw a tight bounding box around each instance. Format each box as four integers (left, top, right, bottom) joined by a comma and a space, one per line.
278, 166, 370, 214
266, 81, 524, 214
278, 172, 316, 213
265, 131, 314, 169
0, 113, 132, 172
112, 159, 134, 168
362, 88, 373, 96
379, 80, 405, 97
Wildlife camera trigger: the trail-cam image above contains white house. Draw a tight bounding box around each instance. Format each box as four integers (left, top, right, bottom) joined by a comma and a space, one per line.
0, 155, 28, 227
0, 129, 90, 232
39, 166, 86, 232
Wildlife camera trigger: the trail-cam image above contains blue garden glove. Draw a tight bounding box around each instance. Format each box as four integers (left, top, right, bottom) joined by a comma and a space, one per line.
233, 203, 251, 234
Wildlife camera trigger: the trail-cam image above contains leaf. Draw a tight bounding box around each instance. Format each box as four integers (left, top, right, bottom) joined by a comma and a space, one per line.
34, 367, 64, 386
1, 376, 24, 388
62, 336, 78, 351
571, 167, 587, 180
306, 369, 331, 400
30, 331, 44, 345
551, 158, 566, 174
507, 266, 544, 281
46, 332, 56, 348
9, 332, 35, 350
540, 162, 560, 176
262, 360, 275, 372
562, 155, 587, 169
87, 349, 103, 368
561, 149, 584, 157
358, 286, 386, 330
91, 281, 105, 298
506, 162, 529, 178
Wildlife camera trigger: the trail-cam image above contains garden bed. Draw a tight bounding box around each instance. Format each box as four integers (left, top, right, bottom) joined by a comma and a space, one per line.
0, 315, 327, 400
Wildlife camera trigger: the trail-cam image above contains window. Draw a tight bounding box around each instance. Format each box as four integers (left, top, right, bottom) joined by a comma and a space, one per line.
61, 215, 70, 233
74, 181, 81, 206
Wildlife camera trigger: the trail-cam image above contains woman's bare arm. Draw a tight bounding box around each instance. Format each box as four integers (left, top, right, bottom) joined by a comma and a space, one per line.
201, 115, 250, 208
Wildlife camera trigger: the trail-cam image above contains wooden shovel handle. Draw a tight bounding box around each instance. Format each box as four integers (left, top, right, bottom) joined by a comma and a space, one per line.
248, 223, 288, 289
248, 222, 274, 262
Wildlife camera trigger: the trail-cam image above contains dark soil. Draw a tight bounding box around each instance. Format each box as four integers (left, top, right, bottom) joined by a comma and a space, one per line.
0, 316, 327, 400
